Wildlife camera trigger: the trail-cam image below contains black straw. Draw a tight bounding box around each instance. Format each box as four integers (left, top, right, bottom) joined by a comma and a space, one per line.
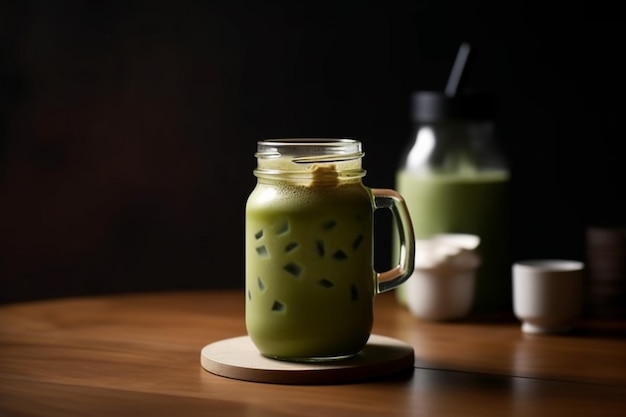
444, 43, 471, 97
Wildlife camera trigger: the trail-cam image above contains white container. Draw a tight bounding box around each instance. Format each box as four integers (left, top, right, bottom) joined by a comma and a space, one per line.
405, 234, 481, 321
513, 260, 584, 334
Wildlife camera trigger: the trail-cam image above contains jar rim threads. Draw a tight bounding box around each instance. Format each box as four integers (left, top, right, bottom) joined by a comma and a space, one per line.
255, 138, 364, 163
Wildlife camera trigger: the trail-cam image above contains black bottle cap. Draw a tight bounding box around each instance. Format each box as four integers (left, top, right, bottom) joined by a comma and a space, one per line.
411, 91, 495, 123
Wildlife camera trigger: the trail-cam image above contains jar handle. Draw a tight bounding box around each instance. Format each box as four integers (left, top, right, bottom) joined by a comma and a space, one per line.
372, 189, 416, 293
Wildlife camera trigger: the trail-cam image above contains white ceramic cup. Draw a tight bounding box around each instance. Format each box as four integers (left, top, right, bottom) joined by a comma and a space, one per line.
512, 260, 584, 334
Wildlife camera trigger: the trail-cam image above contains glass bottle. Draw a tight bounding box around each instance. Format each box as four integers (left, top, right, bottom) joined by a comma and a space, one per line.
394, 91, 511, 313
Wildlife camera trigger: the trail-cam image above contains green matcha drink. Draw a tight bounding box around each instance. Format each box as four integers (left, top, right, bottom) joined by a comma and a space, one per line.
395, 170, 510, 311
246, 180, 374, 359
245, 139, 415, 361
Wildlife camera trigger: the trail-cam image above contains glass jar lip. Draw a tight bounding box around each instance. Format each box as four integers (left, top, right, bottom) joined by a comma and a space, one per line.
256, 138, 363, 162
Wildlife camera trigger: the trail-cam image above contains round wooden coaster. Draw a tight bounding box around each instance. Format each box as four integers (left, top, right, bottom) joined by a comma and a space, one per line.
200, 334, 414, 385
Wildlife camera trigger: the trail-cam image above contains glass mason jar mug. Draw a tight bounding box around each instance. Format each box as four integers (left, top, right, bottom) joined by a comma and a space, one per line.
245, 138, 415, 362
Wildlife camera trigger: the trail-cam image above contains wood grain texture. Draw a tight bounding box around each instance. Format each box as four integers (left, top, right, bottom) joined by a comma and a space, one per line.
1, 290, 625, 417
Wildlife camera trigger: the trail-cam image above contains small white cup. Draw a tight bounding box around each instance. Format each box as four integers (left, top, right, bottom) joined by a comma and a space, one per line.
513, 260, 584, 334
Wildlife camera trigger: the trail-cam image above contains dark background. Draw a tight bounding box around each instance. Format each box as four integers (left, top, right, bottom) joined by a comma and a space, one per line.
1, 1, 624, 303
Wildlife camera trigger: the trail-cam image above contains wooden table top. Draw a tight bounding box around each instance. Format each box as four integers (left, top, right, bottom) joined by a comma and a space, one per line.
1, 290, 625, 416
